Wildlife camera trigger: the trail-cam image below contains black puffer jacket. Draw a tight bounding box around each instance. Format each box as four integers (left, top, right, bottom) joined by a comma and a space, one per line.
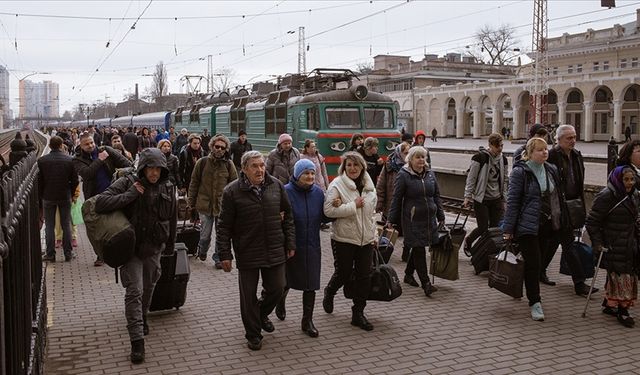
217, 172, 295, 270
164, 152, 179, 187
586, 185, 640, 275
388, 165, 445, 247
95, 148, 177, 258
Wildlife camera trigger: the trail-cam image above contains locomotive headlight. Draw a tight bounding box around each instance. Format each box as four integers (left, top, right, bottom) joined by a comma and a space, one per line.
350, 85, 368, 101
385, 140, 398, 151
330, 141, 347, 152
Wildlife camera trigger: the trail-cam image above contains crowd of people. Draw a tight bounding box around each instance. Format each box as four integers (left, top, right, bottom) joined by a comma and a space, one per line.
36, 122, 639, 363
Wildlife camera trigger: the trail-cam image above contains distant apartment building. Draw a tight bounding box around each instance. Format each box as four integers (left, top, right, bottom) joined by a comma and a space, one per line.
19, 80, 59, 118
0, 65, 10, 128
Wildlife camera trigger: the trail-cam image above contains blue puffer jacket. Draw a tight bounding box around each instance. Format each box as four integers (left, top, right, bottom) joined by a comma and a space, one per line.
388, 165, 445, 247
503, 161, 562, 238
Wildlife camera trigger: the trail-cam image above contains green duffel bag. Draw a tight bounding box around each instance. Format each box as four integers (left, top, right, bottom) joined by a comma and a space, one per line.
82, 196, 136, 268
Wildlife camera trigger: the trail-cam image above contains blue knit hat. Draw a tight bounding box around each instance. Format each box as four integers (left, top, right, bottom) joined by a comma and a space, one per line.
293, 159, 316, 180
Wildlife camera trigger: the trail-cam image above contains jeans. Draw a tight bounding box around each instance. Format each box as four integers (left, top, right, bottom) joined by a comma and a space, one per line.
238, 263, 286, 341
44, 200, 73, 257
119, 252, 162, 341
325, 240, 373, 312
197, 213, 220, 262
466, 198, 504, 247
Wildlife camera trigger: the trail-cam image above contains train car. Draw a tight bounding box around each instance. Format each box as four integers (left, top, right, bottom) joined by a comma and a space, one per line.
94, 117, 112, 128
110, 115, 133, 130
131, 111, 172, 132
212, 69, 400, 178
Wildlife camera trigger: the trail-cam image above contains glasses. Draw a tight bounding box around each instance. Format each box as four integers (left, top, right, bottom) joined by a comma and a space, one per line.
213, 145, 226, 150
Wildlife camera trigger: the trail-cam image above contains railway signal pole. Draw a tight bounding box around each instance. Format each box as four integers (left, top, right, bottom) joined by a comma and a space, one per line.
298, 26, 306, 75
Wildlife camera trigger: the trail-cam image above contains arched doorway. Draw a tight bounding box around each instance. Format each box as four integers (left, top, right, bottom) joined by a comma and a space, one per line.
415, 98, 427, 135
545, 89, 558, 125
478, 96, 491, 136
446, 98, 456, 136
428, 98, 441, 136
592, 86, 613, 140
565, 88, 584, 139
516, 91, 531, 139
461, 97, 473, 135
622, 84, 640, 140
497, 94, 513, 138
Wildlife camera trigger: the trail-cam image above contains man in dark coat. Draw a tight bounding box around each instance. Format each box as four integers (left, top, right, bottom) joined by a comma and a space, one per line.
546, 125, 594, 294
73, 132, 132, 266
229, 129, 253, 170
39, 136, 79, 262
625, 126, 632, 142
122, 127, 139, 160
178, 134, 205, 193
217, 150, 296, 351
95, 148, 177, 364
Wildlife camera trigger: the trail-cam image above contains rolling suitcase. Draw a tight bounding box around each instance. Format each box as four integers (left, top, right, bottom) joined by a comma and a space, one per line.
149, 243, 190, 311
446, 212, 468, 254
470, 227, 505, 275
176, 205, 201, 255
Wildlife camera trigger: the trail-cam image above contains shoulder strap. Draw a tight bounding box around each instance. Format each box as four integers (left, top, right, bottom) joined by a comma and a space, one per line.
607, 195, 628, 216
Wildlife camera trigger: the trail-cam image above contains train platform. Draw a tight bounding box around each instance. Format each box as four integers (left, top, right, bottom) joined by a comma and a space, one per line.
426, 137, 611, 161
43, 213, 639, 374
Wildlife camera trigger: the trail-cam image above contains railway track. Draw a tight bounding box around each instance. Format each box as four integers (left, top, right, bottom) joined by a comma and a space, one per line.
0, 130, 47, 165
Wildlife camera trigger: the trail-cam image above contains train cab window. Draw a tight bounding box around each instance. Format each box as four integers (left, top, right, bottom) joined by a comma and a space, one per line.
265, 90, 289, 136
175, 107, 184, 123
364, 108, 392, 129
325, 108, 360, 129
189, 105, 201, 123
307, 107, 320, 131
231, 97, 248, 135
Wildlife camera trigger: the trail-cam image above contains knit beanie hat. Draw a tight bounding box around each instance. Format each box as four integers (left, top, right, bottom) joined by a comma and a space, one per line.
278, 133, 293, 145
293, 159, 316, 180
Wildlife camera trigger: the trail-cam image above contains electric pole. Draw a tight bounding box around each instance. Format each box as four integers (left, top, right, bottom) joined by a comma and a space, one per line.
298, 26, 306, 75
207, 55, 213, 94
530, 0, 548, 126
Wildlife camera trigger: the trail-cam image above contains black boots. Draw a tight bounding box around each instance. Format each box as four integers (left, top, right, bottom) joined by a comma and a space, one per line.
276, 288, 289, 321
351, 306, 374, 331
322, 287, 335, 314
302, 291, 319, 338
130, 339, 145, 364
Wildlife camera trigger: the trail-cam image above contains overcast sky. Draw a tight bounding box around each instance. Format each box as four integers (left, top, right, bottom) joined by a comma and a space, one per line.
1, 0, 639, 115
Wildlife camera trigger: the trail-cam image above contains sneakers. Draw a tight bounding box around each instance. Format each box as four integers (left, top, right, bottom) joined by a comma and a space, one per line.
42, 254, 56, 262
64, 252, 77, 262
55, 240, 62, 248
71, 239, 78, 247
94, 259, 104, 267
530, 302, 545, 321
197, 253, 207, 262
247, 337, 262, 351
403, 274, 419, 287
214, 262, 223, 269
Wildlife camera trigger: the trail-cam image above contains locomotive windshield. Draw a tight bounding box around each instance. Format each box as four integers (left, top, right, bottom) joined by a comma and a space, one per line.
325, 108, 360, 129
364, 108, 393, 129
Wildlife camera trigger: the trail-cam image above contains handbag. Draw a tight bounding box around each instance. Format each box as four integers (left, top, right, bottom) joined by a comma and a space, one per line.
488, 242, 524, 299
344, 248, 402, 302
560, 241, 594, 279
565, 198, 586, 229
71, 198, 84, 225
429, 228, 459, 281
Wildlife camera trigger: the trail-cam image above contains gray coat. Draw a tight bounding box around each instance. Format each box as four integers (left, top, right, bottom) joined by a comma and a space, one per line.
464, 147, 508, 203
266, 146, 300, 185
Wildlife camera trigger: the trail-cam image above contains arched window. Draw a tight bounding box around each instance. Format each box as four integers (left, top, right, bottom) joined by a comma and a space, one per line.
567, 91, 582, 104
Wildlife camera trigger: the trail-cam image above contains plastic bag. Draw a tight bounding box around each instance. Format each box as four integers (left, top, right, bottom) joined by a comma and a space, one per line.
71, 198, 84, 225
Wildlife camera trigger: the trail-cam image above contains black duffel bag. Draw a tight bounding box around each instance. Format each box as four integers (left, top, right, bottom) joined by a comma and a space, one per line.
344, 247, 402, 302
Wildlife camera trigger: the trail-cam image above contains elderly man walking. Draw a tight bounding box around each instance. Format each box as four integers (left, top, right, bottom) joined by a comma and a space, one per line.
217, 150, 296, 351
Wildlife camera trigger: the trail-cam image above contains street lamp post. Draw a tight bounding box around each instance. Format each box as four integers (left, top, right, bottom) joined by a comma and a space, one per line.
79, 104, 97, 128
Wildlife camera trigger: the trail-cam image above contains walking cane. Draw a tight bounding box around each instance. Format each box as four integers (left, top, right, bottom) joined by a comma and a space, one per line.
582, 247, 608, 318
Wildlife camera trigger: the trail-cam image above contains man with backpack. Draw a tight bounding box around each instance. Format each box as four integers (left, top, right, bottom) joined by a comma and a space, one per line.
188, 134, 238, 268
94, 148, 177, 364
463, 133, 508, 254
73, 132, 132, 266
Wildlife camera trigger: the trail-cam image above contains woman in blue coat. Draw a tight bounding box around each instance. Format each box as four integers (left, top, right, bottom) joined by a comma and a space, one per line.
388, 146, 445, 297
279, 159, 327, 337
503, 137, 563, 322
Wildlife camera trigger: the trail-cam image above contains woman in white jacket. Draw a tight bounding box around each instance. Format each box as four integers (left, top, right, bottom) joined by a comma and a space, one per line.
322, 152, 377, 331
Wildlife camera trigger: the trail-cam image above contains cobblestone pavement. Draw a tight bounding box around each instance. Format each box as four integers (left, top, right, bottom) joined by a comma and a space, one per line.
43, 212, 640, 375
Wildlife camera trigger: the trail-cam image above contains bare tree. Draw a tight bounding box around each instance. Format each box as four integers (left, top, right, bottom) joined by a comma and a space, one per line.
151, 61, 169, 107
468, 24, 520, 65
61, 110, 72, 120
212, 68, 236, 93
356, 62, 373, 74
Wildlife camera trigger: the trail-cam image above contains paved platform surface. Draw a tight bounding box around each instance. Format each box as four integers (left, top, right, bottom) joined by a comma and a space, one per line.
43, 213, 640, 375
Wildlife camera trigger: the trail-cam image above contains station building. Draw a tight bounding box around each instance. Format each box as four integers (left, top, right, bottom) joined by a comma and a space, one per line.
370, 10, 640, 141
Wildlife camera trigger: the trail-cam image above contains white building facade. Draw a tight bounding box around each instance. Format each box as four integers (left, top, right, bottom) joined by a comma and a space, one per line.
381, 11, 640, 141
19, 80, 59, 119
0, 66, 9, 128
